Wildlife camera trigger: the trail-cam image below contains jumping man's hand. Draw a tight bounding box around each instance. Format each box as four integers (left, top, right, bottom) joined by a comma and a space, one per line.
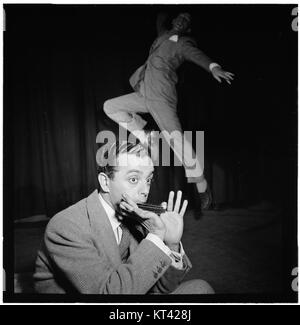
211, 66, 235, 84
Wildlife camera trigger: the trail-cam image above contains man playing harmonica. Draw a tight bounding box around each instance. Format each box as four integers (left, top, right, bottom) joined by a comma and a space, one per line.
34, 141, 214, 294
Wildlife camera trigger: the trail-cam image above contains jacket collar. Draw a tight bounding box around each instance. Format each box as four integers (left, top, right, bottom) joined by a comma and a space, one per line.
150, 31, 174, 54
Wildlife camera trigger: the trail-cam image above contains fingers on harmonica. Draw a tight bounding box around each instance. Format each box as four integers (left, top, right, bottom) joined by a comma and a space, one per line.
120, 201, 134, 212
141, 219, 153, 232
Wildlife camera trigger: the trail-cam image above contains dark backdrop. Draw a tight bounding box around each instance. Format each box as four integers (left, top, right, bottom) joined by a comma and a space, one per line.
4, 4, 297, 220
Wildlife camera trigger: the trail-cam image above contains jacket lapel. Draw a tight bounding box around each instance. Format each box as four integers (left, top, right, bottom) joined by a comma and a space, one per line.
149, 32, 171, 55
86, 190, 122, 266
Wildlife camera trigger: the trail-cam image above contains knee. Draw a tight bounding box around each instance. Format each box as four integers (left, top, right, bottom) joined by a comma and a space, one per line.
103, 99, 114, 117
191, 279, 215, 294
174, 279, 215, 294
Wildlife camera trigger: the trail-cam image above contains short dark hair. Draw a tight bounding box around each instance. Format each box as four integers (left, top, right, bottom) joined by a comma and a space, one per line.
97, 141, 151, 179
178, 12, 192, 22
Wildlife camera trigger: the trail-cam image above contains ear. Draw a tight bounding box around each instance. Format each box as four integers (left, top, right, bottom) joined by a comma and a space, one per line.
98, 172, 110, 193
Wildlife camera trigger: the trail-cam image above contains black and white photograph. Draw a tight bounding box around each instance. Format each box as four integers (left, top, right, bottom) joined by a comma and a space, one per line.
2, 2, 298, 304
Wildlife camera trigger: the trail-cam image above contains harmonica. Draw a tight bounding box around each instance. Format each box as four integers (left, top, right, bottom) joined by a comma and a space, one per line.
118, 202, 166, 233
137, 203, 166, 216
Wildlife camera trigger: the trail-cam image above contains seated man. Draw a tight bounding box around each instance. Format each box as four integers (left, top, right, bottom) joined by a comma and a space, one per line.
34, 141, 214, 294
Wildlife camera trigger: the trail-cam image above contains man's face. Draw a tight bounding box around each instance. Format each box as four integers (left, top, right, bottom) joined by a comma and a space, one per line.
172, 13, 191, 34
107, 152, 154, 208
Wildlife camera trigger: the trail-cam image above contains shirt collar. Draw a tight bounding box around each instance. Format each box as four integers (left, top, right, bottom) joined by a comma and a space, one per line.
98, 192, 121, 232
169, 34, 179, 42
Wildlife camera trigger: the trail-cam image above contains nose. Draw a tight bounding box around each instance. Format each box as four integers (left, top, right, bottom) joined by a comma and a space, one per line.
139, 181, 150, 201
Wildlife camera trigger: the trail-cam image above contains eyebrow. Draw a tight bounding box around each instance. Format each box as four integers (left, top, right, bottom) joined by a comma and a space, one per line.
126, 170, 154, 178
146, 172, 154, 178
126, 170, 143, 175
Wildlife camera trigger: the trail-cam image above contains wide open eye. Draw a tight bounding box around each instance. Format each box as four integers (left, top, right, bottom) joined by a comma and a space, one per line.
128, 177, 138, 184
146, 177, 153, 185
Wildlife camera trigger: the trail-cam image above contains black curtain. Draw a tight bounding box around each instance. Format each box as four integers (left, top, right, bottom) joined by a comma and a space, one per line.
4, 4, 297, 220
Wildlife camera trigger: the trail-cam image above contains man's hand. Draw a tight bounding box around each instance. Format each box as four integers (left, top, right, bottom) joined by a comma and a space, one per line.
120, 191, 188, 247
160, 191, 188, 248
211, 66, 235, 84
120, 194, 166, 241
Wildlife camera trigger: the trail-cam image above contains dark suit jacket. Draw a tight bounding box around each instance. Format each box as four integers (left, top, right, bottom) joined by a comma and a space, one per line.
34, 190, 192, 294
130, 32, 213, 106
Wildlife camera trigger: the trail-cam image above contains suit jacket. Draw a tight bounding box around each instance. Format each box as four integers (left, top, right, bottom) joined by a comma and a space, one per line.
129, 32, 213, 106
34, 190, 192, 294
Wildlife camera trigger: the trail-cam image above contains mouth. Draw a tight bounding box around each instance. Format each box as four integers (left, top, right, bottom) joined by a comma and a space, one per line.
136, 196, 148, 204
137, 200, 147, 204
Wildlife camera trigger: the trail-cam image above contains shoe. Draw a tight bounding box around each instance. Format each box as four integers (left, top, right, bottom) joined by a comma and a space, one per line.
199, 188, 213, 211
194, 183, 213, 218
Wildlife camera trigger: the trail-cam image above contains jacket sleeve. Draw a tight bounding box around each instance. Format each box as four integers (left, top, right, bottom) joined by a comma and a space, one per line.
148, 254, 192, 294
179, 37, 214, 72
129, 64, 146, 92
44, 215, 175, 294
132, 224, 193, 294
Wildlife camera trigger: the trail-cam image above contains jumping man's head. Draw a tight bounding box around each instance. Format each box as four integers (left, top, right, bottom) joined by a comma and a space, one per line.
172, 12, 192, 34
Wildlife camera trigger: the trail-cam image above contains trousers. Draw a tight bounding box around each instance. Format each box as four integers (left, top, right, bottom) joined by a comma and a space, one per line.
170, 279, 215, 294
103, 85, 205, 182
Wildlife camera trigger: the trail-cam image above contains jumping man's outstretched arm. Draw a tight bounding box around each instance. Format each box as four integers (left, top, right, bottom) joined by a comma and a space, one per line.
180, 37, 235, 84
156, 12, 170, 36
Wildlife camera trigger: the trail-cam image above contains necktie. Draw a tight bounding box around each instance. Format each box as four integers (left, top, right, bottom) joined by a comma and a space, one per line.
119, 224, 131, 262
